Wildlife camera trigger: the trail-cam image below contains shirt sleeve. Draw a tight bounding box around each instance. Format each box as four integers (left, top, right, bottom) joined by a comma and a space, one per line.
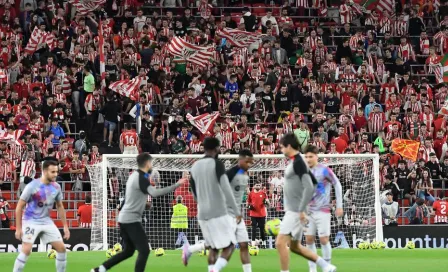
327, 167, 343, 209
293, 156, 317, 213
138, 172, 180, 197
19, 182, 33, 202
216, 160, 241, 217
55, 186, 63, 202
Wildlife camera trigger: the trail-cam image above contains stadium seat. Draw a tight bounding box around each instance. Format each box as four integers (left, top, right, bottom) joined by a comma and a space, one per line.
401, 199, 409, 207
54, 220, 64, 228
64, 183, 72, 191
1, 191, 13, 200
252, 4, 266, 14
66, 210, 76, 219
50, 211, 58, 219
70, 220, 79, 228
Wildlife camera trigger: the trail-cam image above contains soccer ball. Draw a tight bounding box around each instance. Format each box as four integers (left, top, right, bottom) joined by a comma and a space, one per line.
155, 248, 165, 257
378, 241, 386, 249
370, 241, 379, 249
248, 246, 259, 256
47, 249, 56, 259
357, 242, 368, 249
106, 249, 116, 258
265, 218, 281, 236
198, 249, 209, 256
406, 241, 415, 249
113, 243, 123, 252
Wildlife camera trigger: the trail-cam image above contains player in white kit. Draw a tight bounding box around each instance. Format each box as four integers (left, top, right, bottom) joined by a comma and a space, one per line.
120, 123, 140, 154
13, 160, 70, 272
183, 149, 254, 272
304, 145, 343, 272
276, 134, 336, 272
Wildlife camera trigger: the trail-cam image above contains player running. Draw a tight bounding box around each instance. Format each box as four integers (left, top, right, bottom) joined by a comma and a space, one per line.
183, 149, 254, 272
184, 137, 241, 272
119, 123, 140, 154
276, 133, 337, 272
91, 153, 186, 272
303, 145, 343, 272
14, 160, 70, 272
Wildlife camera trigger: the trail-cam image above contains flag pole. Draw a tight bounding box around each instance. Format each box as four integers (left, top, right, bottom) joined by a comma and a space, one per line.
99, 20, 106, 94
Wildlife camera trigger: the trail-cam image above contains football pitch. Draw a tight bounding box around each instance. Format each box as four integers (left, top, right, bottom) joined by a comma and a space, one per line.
2, 249, 448, 272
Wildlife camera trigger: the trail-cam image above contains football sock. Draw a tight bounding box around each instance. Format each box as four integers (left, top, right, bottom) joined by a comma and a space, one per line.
242, 263, 252, 272
306, 243, 317, 271
321, 243, 332, 263
189, 242, 205, 254
213, 257, 228, 272
99, 265, 107, 272
280, 270, 289, 272
13, 252, 29, 272
208, 265, 214, 272
56, 252, 67, 272
316, 257, 330, 269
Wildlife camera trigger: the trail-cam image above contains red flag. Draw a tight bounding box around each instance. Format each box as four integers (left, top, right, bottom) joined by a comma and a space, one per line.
186, 112, 220, 135
216, 28, 265, 48
390, 139, 420, 162
69, 0, 106, 15
109, 77, 141, 101
167, 37, 214, 67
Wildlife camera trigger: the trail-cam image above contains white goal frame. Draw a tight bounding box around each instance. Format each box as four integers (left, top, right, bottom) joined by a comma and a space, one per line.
97, 153, 382, 249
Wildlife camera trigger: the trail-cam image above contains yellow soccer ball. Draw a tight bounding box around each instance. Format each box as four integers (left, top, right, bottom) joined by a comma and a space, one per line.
47, 249, 57, 259
155, 248, 165, 257
198, 249, 209, 256
265, 218, 281, 236
357, 242, 367, 250
370, 241, 379, 249
106, 249, 116, 258
378, 241, 386, 249
249, 246, 259, 256
113, 243, 123, 252
406, 241, 415, 249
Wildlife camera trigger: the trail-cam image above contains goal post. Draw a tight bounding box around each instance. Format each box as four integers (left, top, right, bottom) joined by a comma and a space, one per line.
87, 153, 382, 251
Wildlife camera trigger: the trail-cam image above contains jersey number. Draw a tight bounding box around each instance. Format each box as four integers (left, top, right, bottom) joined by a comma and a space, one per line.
441, 203, 446, 215
125, 135, 135, 145
25, 227, 35, 235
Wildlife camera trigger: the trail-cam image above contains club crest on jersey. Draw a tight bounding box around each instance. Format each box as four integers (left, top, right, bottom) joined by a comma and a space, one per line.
180, 47, 199, 59
232, 34, 251, 43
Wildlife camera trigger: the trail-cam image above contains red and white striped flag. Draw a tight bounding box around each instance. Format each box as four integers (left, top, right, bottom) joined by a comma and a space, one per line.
186, 112, 220, 135
216, 28, 265, 48
167, 37, 214, 67
377, 0, 394, 14
0, 129, 25, 146
69, 0, 106, 15
24, 27, 54, 55
109, 77, 141, 101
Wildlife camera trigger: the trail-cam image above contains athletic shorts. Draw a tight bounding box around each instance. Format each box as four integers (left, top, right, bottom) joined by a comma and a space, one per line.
304, 211, 332, 237
279, 211, 304, 241
235, 218, 250, 243
22, 222, 62, 245
198, 214, 237, 249
123, 146, 138, 154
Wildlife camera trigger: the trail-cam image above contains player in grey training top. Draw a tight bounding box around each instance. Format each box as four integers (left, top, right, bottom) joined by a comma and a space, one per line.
183, 149, 255, 272
14, 160, 69, 272
91, 153, 186, 272
186, 137, 241, 272
276, 133, 337, 272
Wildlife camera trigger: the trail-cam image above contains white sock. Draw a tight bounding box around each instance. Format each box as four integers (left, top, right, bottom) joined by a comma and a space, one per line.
208, 265, 214, 272
280, 270, 289, 272
13, 252, 29, 272
56, 252, 67, 272
242, 263, 252, 272
213, 257, 228, 272
99, 265, 107, 272
306, 243, 317, 271
188, 242, 205, 254
321, 243, 332, 263
315, 256, 330, 269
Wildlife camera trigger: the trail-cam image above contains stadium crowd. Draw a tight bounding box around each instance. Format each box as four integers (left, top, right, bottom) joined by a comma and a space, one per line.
0, 0, 447, 227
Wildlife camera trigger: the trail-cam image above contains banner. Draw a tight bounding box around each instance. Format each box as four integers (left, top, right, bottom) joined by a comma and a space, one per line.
0, 229, 91, 252
383, 225, 448, 248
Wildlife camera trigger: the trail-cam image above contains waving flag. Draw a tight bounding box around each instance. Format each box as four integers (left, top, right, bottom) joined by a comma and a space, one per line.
441, 54, 448, 83
0, 129, 25, 146
24, 27, 54, 55
109, 77, 141, 101
216, 28, 265, 48
167, 37, 214, 67
391, 139, 420, 162
186, 112, 220, 135
69, 0, 106, 15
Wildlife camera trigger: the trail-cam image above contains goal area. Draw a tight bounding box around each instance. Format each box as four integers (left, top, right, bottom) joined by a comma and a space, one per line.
87, 154, 381, 250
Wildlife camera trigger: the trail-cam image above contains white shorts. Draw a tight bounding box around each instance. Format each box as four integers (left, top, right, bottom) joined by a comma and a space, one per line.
279, 211, 304, 241
22, 222, 63, 245
123, 146, 138, 154
304, 211, 332, 237
199, 215, 237, 249
235, 218, 250, 243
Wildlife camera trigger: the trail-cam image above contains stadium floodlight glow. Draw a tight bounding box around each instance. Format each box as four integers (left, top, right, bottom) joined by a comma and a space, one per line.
87, 154, 381, 250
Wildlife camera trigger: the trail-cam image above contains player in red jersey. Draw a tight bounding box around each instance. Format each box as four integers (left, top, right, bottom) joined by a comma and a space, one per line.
432, 191, 447, 224
119, 123, 139, 154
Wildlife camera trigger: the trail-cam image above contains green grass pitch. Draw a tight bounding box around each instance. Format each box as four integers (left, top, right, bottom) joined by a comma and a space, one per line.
2, 249, 448, 271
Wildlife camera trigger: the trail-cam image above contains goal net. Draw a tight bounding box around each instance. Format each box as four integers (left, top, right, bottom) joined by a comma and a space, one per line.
87, 154, 381, 251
